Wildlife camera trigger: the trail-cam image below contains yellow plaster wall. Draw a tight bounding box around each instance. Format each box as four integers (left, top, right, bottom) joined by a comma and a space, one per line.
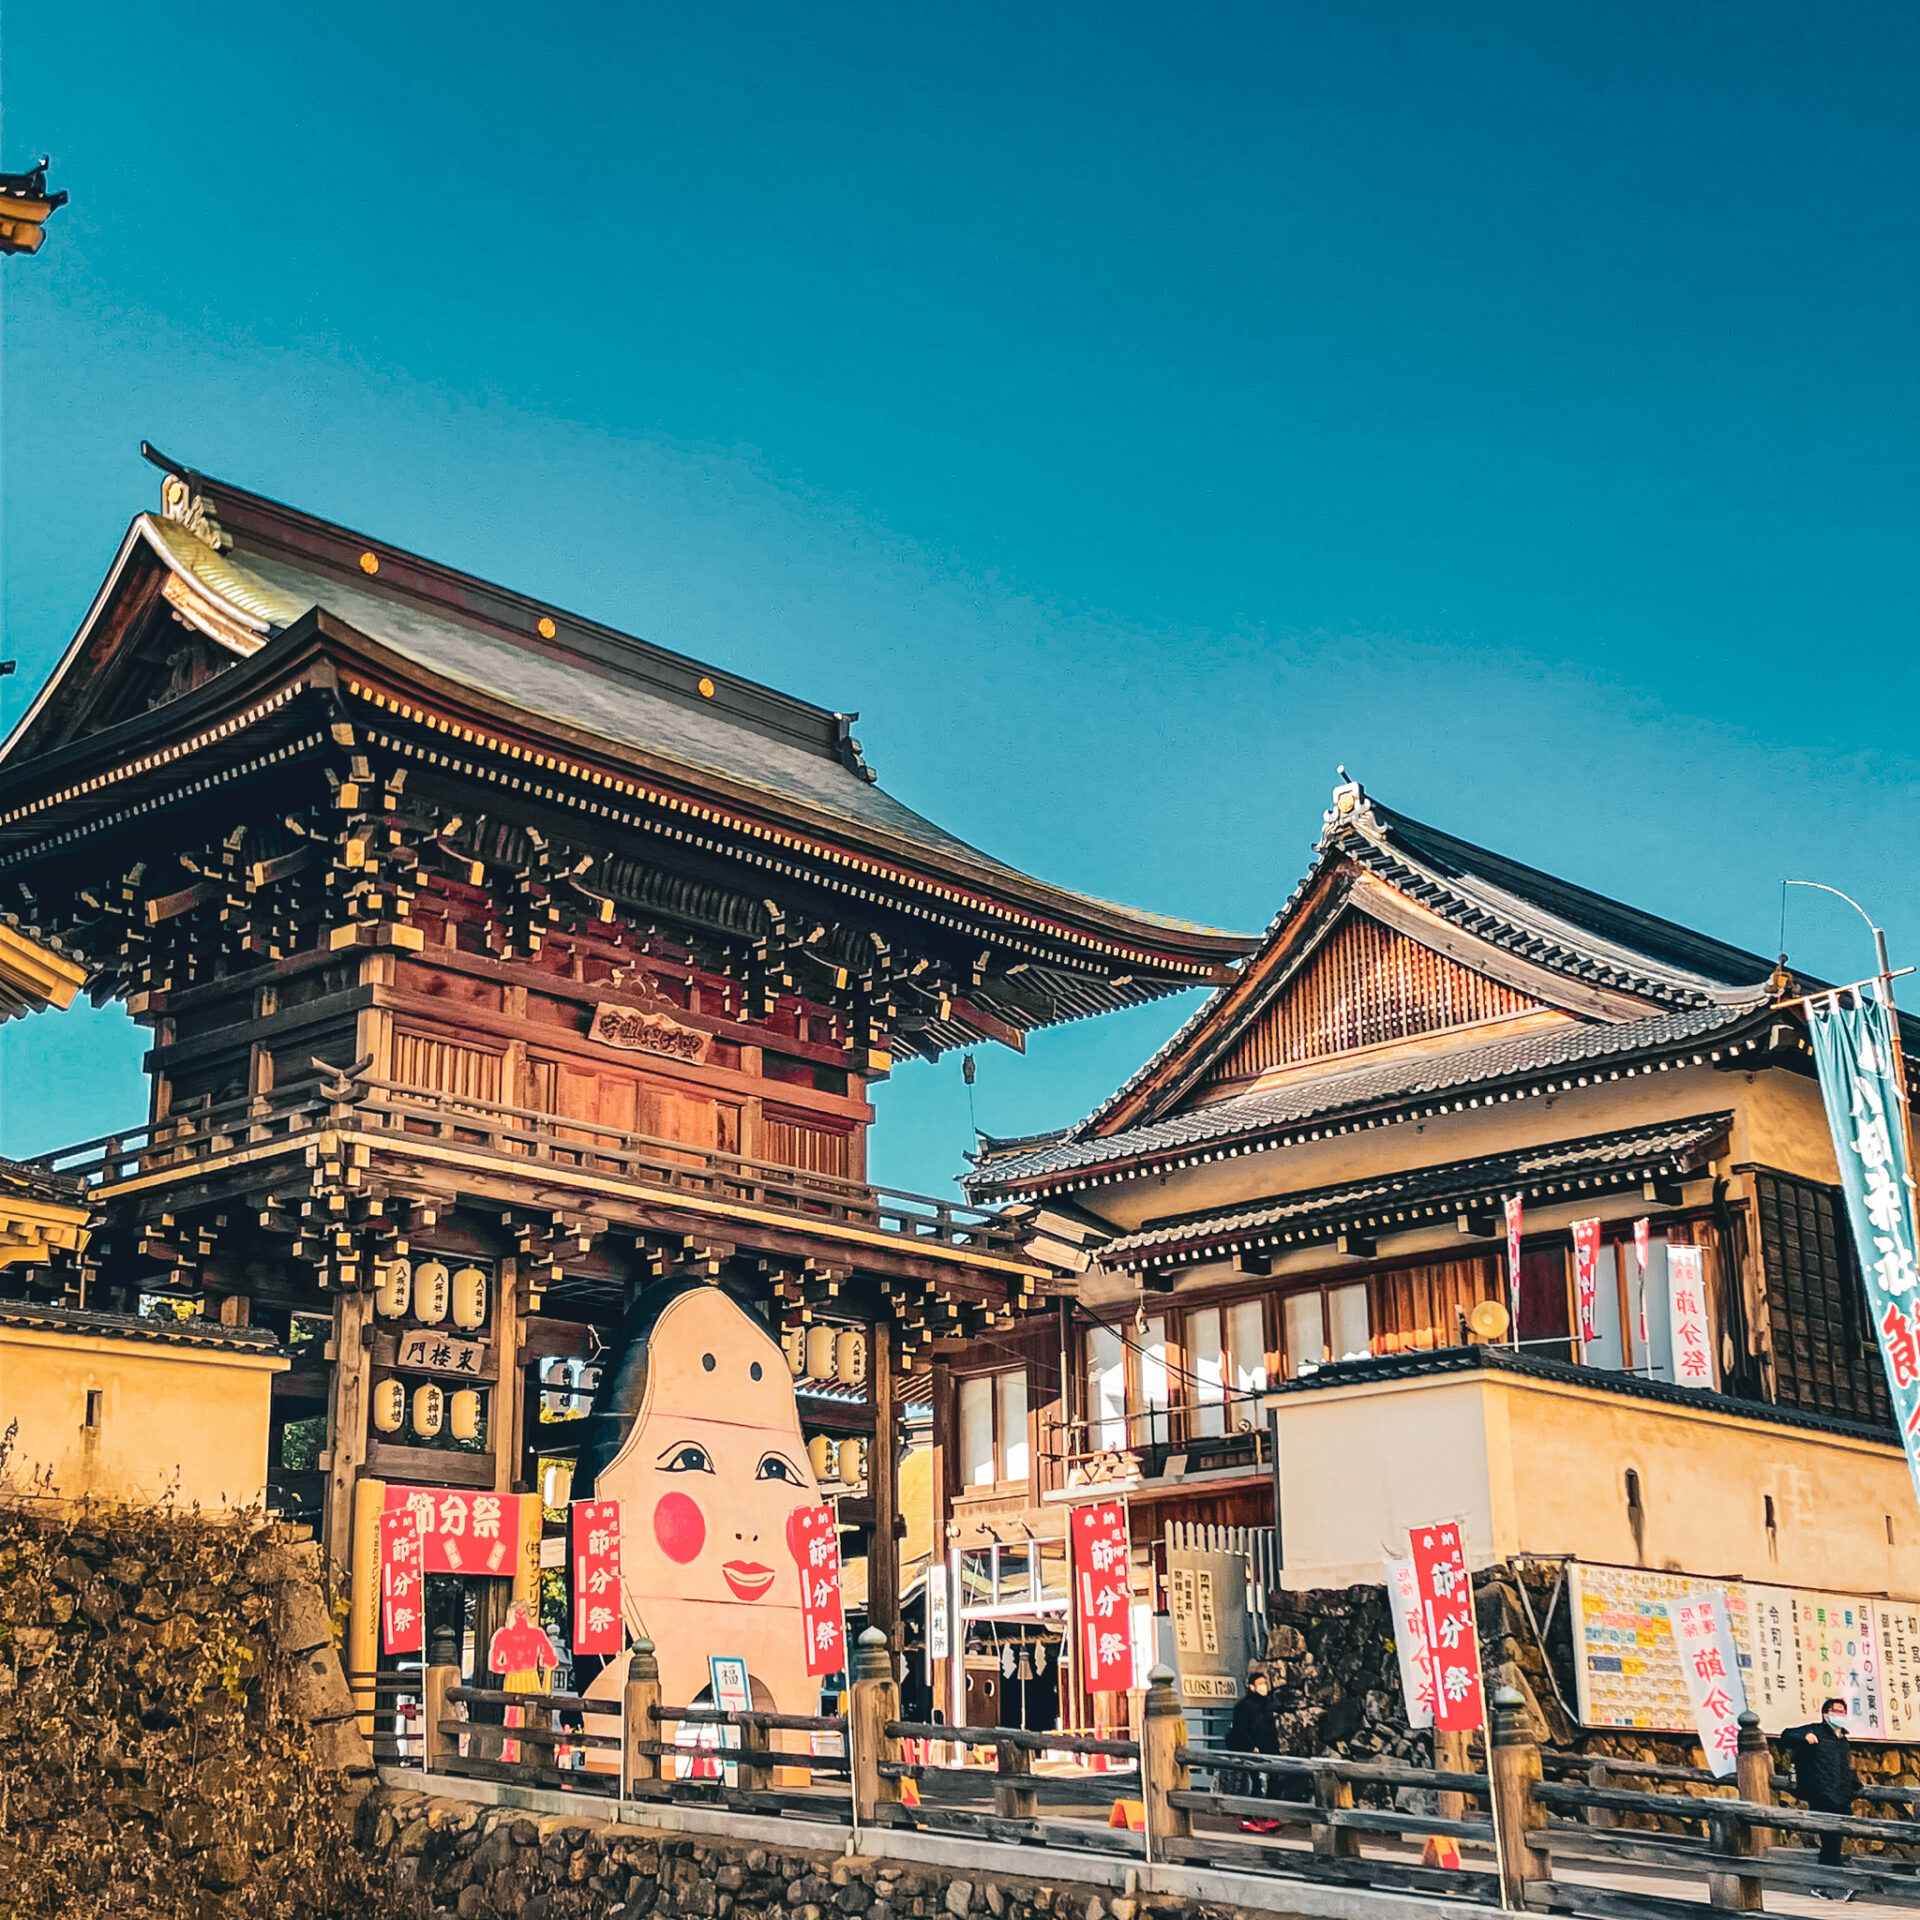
1275, 1369, 1920, 1596
0, 1327, 286, 1511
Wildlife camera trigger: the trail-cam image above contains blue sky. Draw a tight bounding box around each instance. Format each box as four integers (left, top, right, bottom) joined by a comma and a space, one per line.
3, 2, 1918, 1196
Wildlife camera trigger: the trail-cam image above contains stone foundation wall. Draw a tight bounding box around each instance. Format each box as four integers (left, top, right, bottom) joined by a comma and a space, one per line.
363, 1790, 1271, 1920
0, 1503, 376, 1917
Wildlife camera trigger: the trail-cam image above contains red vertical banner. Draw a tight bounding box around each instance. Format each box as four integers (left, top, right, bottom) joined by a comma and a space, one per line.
1504, 1195, 1524, 1338
1572, 1218, 1603, 1346
380, 1508, 426, 1657
786, 1504, 846, 1677
571, 1499, 624, 1656
1407, 1520, 1484, 1731
1070, 1501, 1134, 1694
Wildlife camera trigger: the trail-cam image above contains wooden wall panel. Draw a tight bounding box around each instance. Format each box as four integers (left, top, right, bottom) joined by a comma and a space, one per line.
391, 1029, 502, 1103
763, 1108, 853, 1180
1368, 1255, 1501, 1353
1205, 914, 1541, 1084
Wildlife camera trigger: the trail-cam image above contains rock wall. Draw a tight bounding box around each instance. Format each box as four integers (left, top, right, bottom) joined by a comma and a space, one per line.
0, 1503, 377, 1917
364, 1789, 1269, 1920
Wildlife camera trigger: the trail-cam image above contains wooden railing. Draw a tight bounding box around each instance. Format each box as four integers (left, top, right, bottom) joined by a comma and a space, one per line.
27, 1075, 1026, 1259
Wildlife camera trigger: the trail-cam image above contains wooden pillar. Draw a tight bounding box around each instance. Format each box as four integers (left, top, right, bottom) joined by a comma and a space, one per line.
870, 1320, 900, 1650
623, 1637, 662, 1792
346, 1476, 386, 1737
1710, 1711, 1771, 1912
848, 1624, 902, 1824
1489, 1685, 1550, 1906
493, 1258, 523, 1495
1139, 1664, 1189, 1865
325, 1287, 375, 1576
425, 1623, 461, 1774
1584, 1755, 1617, 1828
1312, 1766, 1360, 1857
1435, 1726, 1472, 1824
993, 1738, 1037, 1819
737, 1716, 774, 1796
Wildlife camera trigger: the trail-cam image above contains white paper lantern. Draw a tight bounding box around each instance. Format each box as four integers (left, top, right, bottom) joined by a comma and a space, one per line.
374, 1259, 412, 1320
413, 1261, 450, 1325
834, 1328, 868, 1386
412, 1382, 445, 1438
836, 1437, 865, 1486
372, 1379, 407, 1433
451, 1265, 488, 1331
804, 1324, 838, 1379
806, 1433, 835, 1482
448, 1389, 482, 1442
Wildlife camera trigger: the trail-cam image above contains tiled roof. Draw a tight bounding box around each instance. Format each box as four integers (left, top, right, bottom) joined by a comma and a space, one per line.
1265, 1340, 1898, 1446
1102, 1111, 1732, 1269
0, 1298, 283, 1352
968, 999, 1760, 1194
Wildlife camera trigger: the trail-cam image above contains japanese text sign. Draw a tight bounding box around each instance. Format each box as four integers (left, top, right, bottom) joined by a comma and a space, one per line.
1504, 1196, 1524, 1334
1383, 1554, 1435, 1729
786, 1504, 846, 1678
1667, 1246, 1715, 1390
383, 1484, 533, 1576
1071, 1501, 1134, 1694
1808, 989, 1920, 1507
1573, 1219, 1603, 1346
1670, 1590, 1747, 1776
571, 1498, 624, 1656
380, 1508, 425, 1656
396, 1331, 488, 1379
1634, 1218, 1652, 1346
1408, 1520, 1484, 1731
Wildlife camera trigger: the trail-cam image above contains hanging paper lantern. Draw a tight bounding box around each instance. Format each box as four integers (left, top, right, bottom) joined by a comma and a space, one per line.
541, 1458, 575, 1508
413, 1261, 450, 1325
834, 1328, 868, 1386
804, 1324, 837, 1379
448, 1389, 482, 1442
374, 1259, 412, 1320
806, 1433, 835, 1482
412, 1383, 445, 1438
372, 1379, 407, 1434
782, 1327, 806, 1377
836, 1437, 865, 1487
451, 1265, 488, 1330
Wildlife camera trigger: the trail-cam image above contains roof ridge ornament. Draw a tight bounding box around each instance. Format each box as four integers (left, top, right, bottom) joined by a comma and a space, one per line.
1322, 767, 1374, 842
158, 473, 231, 552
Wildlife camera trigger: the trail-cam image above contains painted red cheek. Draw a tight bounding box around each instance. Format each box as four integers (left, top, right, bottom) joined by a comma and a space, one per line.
653, 1491, 706, 1564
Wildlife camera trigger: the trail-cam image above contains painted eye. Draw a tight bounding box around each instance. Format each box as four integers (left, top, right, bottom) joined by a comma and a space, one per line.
660, 1444, 714, 1474
756, 1454, 800, 1483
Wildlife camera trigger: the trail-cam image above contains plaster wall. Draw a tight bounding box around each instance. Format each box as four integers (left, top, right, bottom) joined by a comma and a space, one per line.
1276, 1369, 1920, 1596
0, 1327, 285, 1510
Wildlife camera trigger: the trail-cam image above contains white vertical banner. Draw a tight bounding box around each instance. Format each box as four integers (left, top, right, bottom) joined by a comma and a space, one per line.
1670, 1589, 1747, 1777
1667, 1245, 1716, 1390
1384, 1554, 1436, 1727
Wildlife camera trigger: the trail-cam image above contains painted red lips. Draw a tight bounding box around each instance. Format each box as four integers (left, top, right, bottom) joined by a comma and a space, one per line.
722, 1559, 775, 1602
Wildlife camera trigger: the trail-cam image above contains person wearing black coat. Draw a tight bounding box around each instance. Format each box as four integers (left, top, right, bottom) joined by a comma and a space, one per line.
1226, 1669, 1282, 1831
1782, 1697, 1858, 1879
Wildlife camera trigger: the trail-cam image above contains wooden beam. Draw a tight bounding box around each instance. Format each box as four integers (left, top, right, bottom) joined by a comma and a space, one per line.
324, 1286, 374, 1571
869, 1321, 900, 1650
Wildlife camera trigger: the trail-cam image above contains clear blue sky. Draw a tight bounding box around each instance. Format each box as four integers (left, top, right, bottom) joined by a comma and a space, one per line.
3, 3, 1918, 1195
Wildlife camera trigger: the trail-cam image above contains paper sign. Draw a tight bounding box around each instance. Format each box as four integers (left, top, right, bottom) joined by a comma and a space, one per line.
383, 1484, 534, 1575
1408, 1520, 1484, 1731
380, 1508, 425, 1656
1667, 1245, 1716, 1389
786, 1504, 847, 1678
571, 1498, 623, 1656
1798, 1592, 1885, 1735
1671, 1590, 1747, 1776
1634, 1219, 1651, 1347
1384, 1553, 1436, 1728
1505, 1196, 1524, 1333
1877, 1602, 1920, 1739
1573, 1219, 1603, 1346
1071, 1501, 1134, 1694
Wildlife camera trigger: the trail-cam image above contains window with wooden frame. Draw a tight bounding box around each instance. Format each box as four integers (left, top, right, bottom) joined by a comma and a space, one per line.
1368, 1255, 1501, 1355
1081, 1299, 1270, 1449
1178, 1296, 1270, 1438
957, 1368, 1030, 1488
1279, 1279, 1371, 1374
762, 1106, 853, 1180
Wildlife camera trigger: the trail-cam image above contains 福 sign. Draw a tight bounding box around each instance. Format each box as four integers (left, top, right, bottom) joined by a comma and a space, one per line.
1408, 1520, 1484, 1731
1071, 1502, 1134, 1694
571, 1498, 623, 1656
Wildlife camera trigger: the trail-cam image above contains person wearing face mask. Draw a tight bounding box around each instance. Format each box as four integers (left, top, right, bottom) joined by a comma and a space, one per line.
1781, 1697, 1858, 1884
1226, 1667, 1284, 1833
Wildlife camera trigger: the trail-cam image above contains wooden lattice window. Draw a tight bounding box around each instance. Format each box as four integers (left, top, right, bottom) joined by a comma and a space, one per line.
1367, 1255, 1502, 1354
1755, 1170, 1891, 1430
762, 1109, 852, 1180
391, 1030, 502, 1104
1205, 913, 1543, 1082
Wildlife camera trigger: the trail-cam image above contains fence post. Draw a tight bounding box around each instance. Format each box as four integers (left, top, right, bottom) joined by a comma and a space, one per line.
1140, 1664, 1189, 1865
423, 1624, 460, 1775
994, 1738, 1037, 1820
1436, 1727, 1472, 1824
737, 1714, 774, 1797
849, 1624, 902, 1824
1708, 1711, 1770, 1912
623, 1636, 661, 1792
1585, 1756, 1617, 1829
1311, 1765, 1360, 1858
1491, 1685, 1549, 1907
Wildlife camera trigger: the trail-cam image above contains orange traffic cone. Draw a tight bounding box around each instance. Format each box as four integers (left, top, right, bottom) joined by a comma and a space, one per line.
901, 1777, 921, 1807
1421, 1835, 1463, 1870
1110, 1799, 1146, 1831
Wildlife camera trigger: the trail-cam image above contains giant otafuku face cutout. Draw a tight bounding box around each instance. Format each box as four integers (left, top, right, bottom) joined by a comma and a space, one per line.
579, 1281, 824, 1717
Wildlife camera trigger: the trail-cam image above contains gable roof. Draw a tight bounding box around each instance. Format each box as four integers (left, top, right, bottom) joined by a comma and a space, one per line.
966, 778, 1793, 1197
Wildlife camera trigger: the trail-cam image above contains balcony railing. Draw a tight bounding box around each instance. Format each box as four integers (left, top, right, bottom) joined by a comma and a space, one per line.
27, 1076, 1028, 1261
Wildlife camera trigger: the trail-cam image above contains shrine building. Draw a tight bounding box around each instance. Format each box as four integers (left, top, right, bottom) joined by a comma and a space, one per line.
0, 447, 1252, 1706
